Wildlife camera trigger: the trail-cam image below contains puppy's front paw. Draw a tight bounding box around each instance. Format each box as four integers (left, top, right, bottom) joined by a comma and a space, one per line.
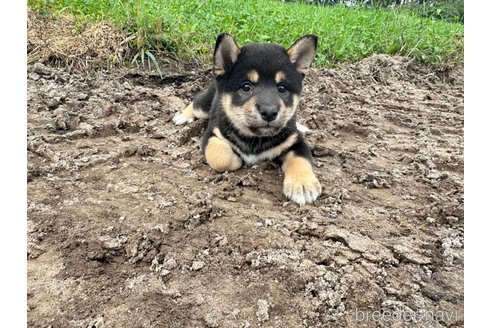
172, 112, 194, 125
282, 151, 321, 205
283, 175, 321, 205
172, 103, 195, 125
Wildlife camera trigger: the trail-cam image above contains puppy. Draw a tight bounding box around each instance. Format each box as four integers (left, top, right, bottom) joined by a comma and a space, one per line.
173, 33, 321, 205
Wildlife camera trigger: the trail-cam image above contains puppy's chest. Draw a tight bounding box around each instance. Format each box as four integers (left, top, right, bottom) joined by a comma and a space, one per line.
213, 127, 298, 165
231, 144, 283, 166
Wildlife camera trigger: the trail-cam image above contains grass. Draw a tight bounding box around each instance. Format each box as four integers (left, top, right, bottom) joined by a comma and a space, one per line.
28, 0, 464, 69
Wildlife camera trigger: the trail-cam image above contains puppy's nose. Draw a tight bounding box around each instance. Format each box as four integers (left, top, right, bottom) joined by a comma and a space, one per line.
259, 106, 278, 122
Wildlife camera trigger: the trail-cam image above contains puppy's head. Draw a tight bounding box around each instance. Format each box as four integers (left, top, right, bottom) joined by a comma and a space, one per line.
213, 34, 317, 137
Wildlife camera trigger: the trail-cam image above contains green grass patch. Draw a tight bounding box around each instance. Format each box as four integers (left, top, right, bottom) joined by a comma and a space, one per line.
28, 0, 463, 68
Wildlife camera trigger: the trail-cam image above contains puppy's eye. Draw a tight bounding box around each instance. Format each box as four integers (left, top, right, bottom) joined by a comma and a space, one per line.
278, 84, 287, 93
240, 83, 253, 93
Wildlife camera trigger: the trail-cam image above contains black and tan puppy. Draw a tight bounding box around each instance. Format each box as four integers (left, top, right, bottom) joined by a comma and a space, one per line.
173, 33, 321, 205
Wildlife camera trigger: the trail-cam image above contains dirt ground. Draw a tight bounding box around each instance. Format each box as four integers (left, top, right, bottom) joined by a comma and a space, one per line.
27, 55, 464, 328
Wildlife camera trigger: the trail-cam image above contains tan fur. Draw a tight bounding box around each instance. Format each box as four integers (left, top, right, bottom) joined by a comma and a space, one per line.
221, 94, 258, 137
172, 102, 196, 124
173, 102, 208, 124
205, 136, 242, 172
193, 107, 209, 119
255, 132, 298, 160
182, 103, 194, 119
282, 151, 321, 205
279, 94, 299, 123
248, 70, 259, 83
275, 71, 286, 84
211, 128, 222, 143
221, 93, 300, 138
282, 152, 316, 183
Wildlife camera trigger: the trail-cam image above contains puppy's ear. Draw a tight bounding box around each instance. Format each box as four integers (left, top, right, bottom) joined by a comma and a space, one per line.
287, 35, 318, 74
214, 33, 240, 77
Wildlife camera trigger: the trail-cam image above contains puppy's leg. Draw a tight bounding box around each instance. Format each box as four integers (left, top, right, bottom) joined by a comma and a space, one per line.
203, 134, 242, 173
173, 82, 216, 125
281, 139, 321, 205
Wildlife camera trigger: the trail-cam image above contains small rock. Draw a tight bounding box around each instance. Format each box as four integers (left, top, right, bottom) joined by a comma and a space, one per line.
161, 288, 181, 298
46, 98, 61, 110
219, 238, 228, 246
393, 244, 409, 254
241, 321, 251, 328
204, 311, 222, 328
75, 92, 90, 101
27, 242, 45, 259
163, 258, 178, 270
426, 170, 441, 180
230, 308, 240, 319
158, 198, 176, 209
153, 223, 170, 234
87, 315, 104, 328
256, 299, 270, 322
99, 235, 127, 250
195, 294, 205, 305
28, 72, 40, 81
426, 217, 436, 223
32, 62, 52, 75
191, 260, 205, 271
446, 216, 459, 224
280, 228, 291, 236
312, 145, 337, 157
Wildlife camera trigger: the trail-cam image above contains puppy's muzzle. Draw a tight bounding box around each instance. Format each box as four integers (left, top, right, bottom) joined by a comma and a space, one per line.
259, 106, 279, 122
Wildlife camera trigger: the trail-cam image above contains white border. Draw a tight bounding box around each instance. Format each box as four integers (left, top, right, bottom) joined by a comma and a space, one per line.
464, 0, 491, 326
1, 1, 27, 327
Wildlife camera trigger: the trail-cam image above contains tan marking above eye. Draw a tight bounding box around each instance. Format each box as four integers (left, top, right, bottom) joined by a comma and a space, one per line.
247, 70, 259, 84
275, 71, 286, 84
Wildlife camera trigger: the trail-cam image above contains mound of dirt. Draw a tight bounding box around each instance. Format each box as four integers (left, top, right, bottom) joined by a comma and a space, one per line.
27, 55, 463, 327
27, 10, 127, 70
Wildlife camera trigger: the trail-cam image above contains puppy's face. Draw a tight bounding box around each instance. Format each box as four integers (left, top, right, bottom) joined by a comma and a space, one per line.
213, 34, 317, 137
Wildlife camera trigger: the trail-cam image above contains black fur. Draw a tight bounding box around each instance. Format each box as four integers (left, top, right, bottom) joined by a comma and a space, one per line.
218, 43, 303, 95
192, 82, 216, 113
